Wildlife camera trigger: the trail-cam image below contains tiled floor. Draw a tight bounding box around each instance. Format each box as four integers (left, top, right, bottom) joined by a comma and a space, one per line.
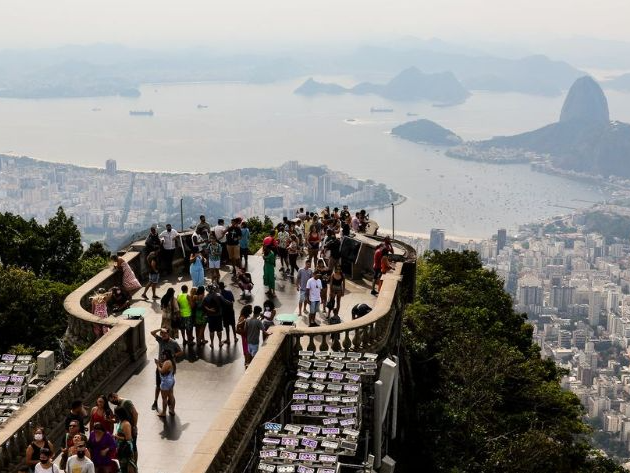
115, 254, 375, 473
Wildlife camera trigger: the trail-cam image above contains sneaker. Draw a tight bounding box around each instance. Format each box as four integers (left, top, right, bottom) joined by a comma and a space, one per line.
141, 294, 149, 300
309, 322, 320, 327
151, 401, 158, 411
370, 290, 379, 296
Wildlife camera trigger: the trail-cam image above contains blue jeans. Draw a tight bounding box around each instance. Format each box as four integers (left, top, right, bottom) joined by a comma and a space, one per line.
310, 301, 320, 314
248, 343, 260, 357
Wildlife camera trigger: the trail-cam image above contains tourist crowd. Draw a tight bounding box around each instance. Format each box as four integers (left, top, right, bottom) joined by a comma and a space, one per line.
70, 205, 394, 470
22, 393, 138, 473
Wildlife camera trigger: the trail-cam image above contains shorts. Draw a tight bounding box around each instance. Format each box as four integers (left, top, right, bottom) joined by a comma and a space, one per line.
155, 368, 161, 387
310, 301, 321, 314
330, 286, 343, 296
208, 260, 220, 269
373, 268, 382, 280
262, 319, 274, 331
277, 247, 288, 258
227, 244, 240, 260
240, 247, 249, 257
181, 316, 193, 331
149, 272, 159, 284
299, 290, 307, 303
248, 343, 260, 357
207, 315, 223, 332
222, 311, 236, 329
160, 376, 175, 391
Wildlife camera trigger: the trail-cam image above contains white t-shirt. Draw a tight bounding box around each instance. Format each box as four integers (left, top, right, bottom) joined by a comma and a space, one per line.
34, 463, 60, 473
65, 456, 95, 473
159, 229, 179, 250
306, 278, 323, 302
212, 225, 227, 242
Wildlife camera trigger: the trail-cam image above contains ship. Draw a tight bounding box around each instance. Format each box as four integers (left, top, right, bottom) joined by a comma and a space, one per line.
370, 107, 394, 113
129, 110, 154, 116
197, 104, 208, 109
406, 112, 418, 116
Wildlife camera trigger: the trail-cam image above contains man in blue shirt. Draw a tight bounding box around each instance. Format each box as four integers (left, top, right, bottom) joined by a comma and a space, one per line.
240, 220, 251, 269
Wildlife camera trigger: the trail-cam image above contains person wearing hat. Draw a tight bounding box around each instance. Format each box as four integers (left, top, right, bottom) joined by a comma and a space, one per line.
149, 328, 182, 411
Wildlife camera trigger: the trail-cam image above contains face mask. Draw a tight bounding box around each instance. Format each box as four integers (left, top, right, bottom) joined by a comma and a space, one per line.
77, 451, 85, 459
34, 434, 43, 441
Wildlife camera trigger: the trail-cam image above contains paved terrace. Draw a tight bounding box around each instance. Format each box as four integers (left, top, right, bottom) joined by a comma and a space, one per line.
116, 247, 395, 473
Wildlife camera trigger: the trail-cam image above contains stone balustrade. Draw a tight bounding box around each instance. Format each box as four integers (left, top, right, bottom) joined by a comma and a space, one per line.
183, 238, 416, 473
0, 251, 147, 473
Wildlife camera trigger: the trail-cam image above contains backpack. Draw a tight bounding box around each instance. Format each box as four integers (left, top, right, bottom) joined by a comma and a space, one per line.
351, 303, 372, 319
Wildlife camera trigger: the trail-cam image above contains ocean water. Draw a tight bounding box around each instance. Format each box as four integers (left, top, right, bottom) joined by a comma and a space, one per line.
0, 79, 627, 238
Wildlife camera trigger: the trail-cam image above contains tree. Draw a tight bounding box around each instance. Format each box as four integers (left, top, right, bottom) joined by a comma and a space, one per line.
398, 250, 624, 472
0, 267, 72, 353
0, 208, 109, 353
82, 241, 110, 260
0, 212, 46, 274
247, 215, 274, 253
42, 207, 83, 283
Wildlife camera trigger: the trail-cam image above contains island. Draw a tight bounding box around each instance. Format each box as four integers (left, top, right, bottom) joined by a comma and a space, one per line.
391, 119, 462, 146
295, 67, 471, 105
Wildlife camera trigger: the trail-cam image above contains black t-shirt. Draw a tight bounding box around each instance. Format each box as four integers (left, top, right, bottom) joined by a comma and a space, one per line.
326, 237, 341, 259
225, 226, 242, 245
203, 294, 222, 316
341, 221, 350, 236
65, 412, 85, 432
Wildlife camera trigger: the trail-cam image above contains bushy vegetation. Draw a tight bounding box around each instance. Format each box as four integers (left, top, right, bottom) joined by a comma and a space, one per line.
584, 212, 630, 241
399, 250, 623, 472
246, 215, 274, 254
0, 208, 109, 353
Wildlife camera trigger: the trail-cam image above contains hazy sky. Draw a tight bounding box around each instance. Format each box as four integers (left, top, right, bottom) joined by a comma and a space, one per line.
3, 0, 630, 49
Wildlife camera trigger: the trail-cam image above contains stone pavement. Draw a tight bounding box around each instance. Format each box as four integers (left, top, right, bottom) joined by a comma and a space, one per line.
115, 254, 375, 473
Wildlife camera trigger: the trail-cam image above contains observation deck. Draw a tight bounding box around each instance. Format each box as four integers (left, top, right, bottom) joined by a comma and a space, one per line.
0, 233, 416, 473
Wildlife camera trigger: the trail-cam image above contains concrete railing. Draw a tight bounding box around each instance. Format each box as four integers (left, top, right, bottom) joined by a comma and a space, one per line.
183, 237, 416, 473
0, 251, 148, 473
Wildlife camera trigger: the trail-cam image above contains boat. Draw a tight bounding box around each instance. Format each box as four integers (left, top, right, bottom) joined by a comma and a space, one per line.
197, 104, 208, 109
407, 112, 418, 116
129, 110, 154, 116
370, 107, 394, 113
91, 108, 101, 112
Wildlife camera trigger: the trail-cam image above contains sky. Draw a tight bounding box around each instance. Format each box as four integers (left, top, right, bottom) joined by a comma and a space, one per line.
2, 0, 630, 49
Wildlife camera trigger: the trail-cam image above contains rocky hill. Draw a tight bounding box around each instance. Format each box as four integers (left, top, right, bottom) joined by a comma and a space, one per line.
391, 119, 463, 145
294, 67, 470, 105
479, 76, 630, 177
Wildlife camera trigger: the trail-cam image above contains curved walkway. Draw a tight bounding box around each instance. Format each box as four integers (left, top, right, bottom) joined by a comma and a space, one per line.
116, 254, 375, 473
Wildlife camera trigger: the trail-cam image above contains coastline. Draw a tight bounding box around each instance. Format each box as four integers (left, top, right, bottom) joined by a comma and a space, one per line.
378, 228, 483, 244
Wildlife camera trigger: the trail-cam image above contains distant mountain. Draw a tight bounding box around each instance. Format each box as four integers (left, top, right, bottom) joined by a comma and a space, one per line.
294, 78, 347, 96
479, 76, 630, 177
391, 119, 462, 146
294, 67, 470, 105
333, 47, 583, 96
603, 73, 630, 92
